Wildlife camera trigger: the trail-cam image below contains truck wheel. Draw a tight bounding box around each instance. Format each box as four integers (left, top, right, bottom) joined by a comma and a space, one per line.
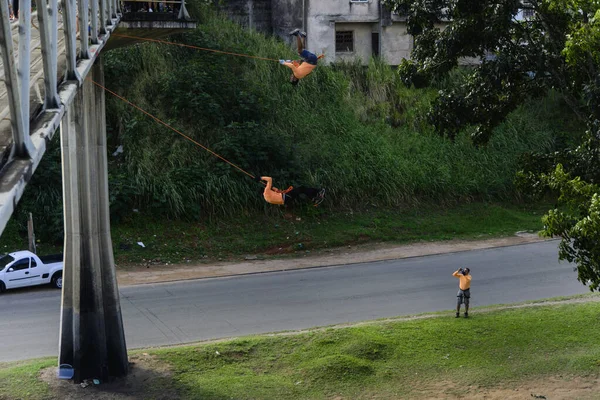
52, 273, 63, 289
0, 281, 5, 293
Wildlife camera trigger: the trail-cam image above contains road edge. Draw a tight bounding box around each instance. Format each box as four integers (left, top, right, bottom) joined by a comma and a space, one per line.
117, 235, 555, 287
129, 294, 600, 352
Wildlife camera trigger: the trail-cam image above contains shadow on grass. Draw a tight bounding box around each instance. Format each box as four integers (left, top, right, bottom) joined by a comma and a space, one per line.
37, 353, 222, 400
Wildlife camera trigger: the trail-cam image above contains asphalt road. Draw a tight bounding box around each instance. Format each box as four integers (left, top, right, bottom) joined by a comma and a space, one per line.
0, 240, 589, 362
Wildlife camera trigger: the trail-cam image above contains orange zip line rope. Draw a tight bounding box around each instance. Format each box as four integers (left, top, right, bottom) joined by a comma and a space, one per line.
111, 33, 281, 62
90, 78, 259, 181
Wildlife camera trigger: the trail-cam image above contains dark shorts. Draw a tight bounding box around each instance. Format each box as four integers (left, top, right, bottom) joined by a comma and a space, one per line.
300, 49, 318, 66
457, 289, 470, 305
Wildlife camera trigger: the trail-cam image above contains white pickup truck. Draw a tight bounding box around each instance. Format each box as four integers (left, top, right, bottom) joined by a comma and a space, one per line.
0, 250, 63, 292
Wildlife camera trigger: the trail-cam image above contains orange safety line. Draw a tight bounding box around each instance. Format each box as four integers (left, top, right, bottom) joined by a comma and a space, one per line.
90, 78, 258, 181
111, 33, 281, 62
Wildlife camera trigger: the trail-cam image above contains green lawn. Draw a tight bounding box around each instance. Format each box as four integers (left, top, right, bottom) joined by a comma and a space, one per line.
156, 300, 600, 399
0, 359, 55, 400
2, 297, 598, 400
2, 201, 550, 267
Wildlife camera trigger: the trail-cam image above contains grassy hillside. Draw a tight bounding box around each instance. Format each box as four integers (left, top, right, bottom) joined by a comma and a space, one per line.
1, 7, 584, 245
101, 9, 579, 219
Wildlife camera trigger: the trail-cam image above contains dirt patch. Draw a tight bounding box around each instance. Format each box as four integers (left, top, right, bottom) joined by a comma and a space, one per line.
39, 353, 178, 400
117, 234, 549, 286
415, 375, 600, 399
263, 245, 295, 255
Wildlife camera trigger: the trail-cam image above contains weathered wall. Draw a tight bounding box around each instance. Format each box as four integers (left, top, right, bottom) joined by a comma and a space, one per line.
307, 0, 381, 63
218, 0, 273, 33
381, 22, 411, 65
334, 23, 376, 63
271, 0, 303, 44
310, 0, 380, 22
218, 0, 421, 66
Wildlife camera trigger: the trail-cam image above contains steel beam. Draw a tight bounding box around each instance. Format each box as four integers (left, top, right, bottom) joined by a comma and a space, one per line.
179, 0, 191, 20
106, 0, 113, 26
61, 0, 82, 82
18, 0, 32, 132
0, 0, 35, 158
100, 0, 107, 34
90, 0, 99, 43
78, 0, 90, 58
36, 0, 61, 108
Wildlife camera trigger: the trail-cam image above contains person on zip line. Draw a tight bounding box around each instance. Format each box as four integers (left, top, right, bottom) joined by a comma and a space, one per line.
280, 29, 323, 86
255, 176, 325, 206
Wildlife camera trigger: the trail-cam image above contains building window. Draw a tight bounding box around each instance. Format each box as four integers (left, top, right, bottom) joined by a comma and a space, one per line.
522, 8, 535, 18
521, 1, 535, 19
336, 31, 354, 52
372, 32, 380, 57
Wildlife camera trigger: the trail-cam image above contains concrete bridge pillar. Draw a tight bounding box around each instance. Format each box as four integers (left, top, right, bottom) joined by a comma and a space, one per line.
58, 56, 128, 382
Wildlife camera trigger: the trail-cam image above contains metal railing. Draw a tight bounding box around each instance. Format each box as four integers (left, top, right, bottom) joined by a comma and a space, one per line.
0, 0, 189, 158
121, 0, 190, 21
0, 0, 192, 235
0, 0, 124, 235
0, 0, 123, 160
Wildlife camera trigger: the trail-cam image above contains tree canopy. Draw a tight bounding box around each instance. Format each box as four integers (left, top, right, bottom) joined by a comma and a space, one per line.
383, 0, 600, 289
383, 0, 599, 143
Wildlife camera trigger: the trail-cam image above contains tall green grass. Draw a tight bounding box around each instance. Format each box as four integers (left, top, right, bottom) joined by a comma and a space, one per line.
7, 7, 580, 242
103, 9, 573, 220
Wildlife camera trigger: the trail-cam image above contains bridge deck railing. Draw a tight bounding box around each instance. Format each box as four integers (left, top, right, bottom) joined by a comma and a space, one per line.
0, 0, 192, 235
0, 0, 125, 234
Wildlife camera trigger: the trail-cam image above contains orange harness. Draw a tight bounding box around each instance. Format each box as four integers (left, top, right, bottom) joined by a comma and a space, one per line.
273, 186, 294, 195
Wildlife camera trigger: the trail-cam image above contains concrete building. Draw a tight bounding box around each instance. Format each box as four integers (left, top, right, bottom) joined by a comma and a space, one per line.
218, 0, 275, 34
304, 0, 410, 65
221, 1, 542, 67
219, 0, 412, 65
216, 0, 303, 44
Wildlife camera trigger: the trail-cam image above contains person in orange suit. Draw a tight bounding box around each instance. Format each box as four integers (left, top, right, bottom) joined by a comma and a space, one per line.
256, 176, 325, 206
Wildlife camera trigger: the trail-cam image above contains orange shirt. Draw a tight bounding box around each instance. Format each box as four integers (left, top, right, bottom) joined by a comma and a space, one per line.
283, 60, 317, 79
452, 270, 472, 290
262, 177, 284, 205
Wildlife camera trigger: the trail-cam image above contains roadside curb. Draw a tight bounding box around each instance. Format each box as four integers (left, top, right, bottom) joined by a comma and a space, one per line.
133, 295, 600, 351
117, 235, 555, 287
